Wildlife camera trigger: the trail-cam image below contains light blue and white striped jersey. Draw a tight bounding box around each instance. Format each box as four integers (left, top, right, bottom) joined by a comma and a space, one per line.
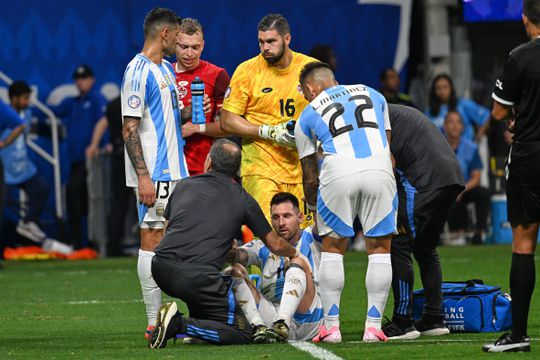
242, 227, 321, 305
121, 53, 189, 187
296, 84, 390, 159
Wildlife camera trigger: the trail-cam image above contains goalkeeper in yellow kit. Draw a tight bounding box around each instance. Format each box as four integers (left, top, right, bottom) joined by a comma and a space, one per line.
221, 13, 317, 226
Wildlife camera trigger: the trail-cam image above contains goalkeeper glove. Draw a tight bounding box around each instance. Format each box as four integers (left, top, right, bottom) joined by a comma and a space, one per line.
258, 120, 296, 147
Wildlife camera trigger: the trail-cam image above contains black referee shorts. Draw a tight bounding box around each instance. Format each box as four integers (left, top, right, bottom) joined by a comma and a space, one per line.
507, 145, 540, 227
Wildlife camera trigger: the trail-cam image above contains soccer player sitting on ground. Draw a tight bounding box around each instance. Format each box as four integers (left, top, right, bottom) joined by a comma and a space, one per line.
225, 192, 323, 343
296, 62, 397, 343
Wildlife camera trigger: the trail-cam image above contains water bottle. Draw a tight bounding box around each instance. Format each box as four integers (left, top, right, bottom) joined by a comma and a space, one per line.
191, 76, 205, 124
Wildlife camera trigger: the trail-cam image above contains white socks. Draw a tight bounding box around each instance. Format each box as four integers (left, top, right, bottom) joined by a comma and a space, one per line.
365, 253, 392, 330
320, 252, 344, 329
233, 278, 265, 326
277, 266, 307, 326
137, 249, 161, 327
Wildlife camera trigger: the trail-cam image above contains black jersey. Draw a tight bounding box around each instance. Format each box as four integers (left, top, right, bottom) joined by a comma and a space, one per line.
388, 104, 464, 192
492, 37, 540, 154
155, 171, 272, 269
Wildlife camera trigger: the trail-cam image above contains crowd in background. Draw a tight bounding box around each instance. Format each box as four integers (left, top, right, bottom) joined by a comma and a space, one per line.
0, 43, 512, 258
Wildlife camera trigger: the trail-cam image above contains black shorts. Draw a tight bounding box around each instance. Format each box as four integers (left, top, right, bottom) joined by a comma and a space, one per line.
397, 180, 463, 248
506, 145, 540, 226
152, 255, 243, 326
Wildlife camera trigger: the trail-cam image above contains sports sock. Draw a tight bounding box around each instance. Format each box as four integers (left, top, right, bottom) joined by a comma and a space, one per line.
277, 265, 307, 326
233, 278, 264, 326
510, 253, 535, 341
365, 253, 392, 330
320, 252, 344, 329
137, 249, 161, 327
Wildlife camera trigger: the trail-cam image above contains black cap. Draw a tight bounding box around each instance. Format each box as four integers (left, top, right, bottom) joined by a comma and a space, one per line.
73, 65, 94, 79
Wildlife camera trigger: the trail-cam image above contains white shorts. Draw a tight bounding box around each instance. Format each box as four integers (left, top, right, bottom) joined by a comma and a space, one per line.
134, 180, 178, 229
257, 289, 324, 341
317, 169, 397, 238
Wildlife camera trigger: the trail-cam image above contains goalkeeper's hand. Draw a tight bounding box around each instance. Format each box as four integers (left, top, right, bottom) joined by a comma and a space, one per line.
258, 121, 296, 147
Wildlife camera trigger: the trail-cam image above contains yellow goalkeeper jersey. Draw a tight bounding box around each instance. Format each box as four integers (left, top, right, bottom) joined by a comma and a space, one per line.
222, 51, 318, 183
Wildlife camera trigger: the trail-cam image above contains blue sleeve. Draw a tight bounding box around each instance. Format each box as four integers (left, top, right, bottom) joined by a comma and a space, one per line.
0, 101, 24, 131
52, 97, 73, 118
470, 148, 483, 171
461, 98, 490, 126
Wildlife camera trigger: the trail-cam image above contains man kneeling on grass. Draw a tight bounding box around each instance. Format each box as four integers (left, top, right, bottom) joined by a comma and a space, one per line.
225, 192, 323, 343
148, 139, 300, 348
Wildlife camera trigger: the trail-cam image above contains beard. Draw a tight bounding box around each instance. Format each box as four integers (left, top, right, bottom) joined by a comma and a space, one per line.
263, 43, 286, 65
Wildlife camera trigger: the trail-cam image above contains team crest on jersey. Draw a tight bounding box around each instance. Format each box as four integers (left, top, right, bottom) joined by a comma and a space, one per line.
177, 80, 188, 99
155, 203, 165, 217
127, 95, 141, 109
225, 86, 231, 99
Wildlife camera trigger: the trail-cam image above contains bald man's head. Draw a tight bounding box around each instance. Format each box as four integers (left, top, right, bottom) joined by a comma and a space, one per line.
299, 62, 337, 102
205, 139, 241, 177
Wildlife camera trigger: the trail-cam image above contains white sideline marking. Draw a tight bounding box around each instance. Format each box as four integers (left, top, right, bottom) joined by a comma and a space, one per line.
66, 299, 143, 305
346, 338, 538, 344
289, 341, 344, 360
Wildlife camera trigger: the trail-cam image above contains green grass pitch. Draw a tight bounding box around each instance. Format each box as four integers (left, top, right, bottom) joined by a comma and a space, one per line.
1, 245, 539, 359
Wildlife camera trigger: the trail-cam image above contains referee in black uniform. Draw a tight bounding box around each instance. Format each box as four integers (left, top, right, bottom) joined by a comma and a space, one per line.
382, 104, 464, 339
149, 139, 299, 348
483, 0, 540, 353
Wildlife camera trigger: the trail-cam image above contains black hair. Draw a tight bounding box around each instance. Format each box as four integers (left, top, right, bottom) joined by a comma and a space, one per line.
524, 0, 540, 25
379, 68, 396, 81
428, 74, 457, 117
8, 80, 31, 99
270, 192, 300, 211
299, 61, 331, 86
257, 14, 290, 36
209, 139, 241, 177
143, 8, 181, 38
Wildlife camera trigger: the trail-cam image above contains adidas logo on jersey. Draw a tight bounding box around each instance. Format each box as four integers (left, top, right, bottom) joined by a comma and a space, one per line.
285, 290, 299, 298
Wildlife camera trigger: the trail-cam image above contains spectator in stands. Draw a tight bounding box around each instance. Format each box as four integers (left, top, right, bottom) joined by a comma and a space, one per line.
309, 44, 337, 72
1, 81, 51, 243
379, 68, 415, 108
86, 96, 136, 256
0, 99, 26, 266
54, 65, 107, 248
427, 74, 490, 142
444, 111, 490, 245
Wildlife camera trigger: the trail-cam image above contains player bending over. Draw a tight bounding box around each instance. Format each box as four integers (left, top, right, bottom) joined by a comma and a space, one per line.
225, 192, 323, 343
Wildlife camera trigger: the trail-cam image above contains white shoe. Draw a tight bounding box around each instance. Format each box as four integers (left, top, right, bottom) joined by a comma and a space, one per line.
16, 221, 46, 243
42, 238, 73, 255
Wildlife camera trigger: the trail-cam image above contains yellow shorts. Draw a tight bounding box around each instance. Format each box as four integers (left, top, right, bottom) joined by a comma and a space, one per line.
242, 175, 314, 229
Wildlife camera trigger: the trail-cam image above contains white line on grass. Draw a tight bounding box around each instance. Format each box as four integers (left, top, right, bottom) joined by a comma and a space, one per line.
289, 341, 344, 360
66, 299, 143, 305
346, 338, 538, 344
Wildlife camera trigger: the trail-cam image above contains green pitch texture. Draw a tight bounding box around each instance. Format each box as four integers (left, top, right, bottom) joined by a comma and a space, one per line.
1, 245, 539, 359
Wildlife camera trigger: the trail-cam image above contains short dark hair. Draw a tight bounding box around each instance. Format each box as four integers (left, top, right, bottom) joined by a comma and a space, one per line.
257, 14, 290, 36
299, 61, 331, 86
209, 139, 241, 177
179, 18, 203, 37
8, 81, 31, 99
143, 8, 181, 38
524, 0, 540, 25
270, 192, 300, 211
444, 110, 463, 124
379, 68, 396, 81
